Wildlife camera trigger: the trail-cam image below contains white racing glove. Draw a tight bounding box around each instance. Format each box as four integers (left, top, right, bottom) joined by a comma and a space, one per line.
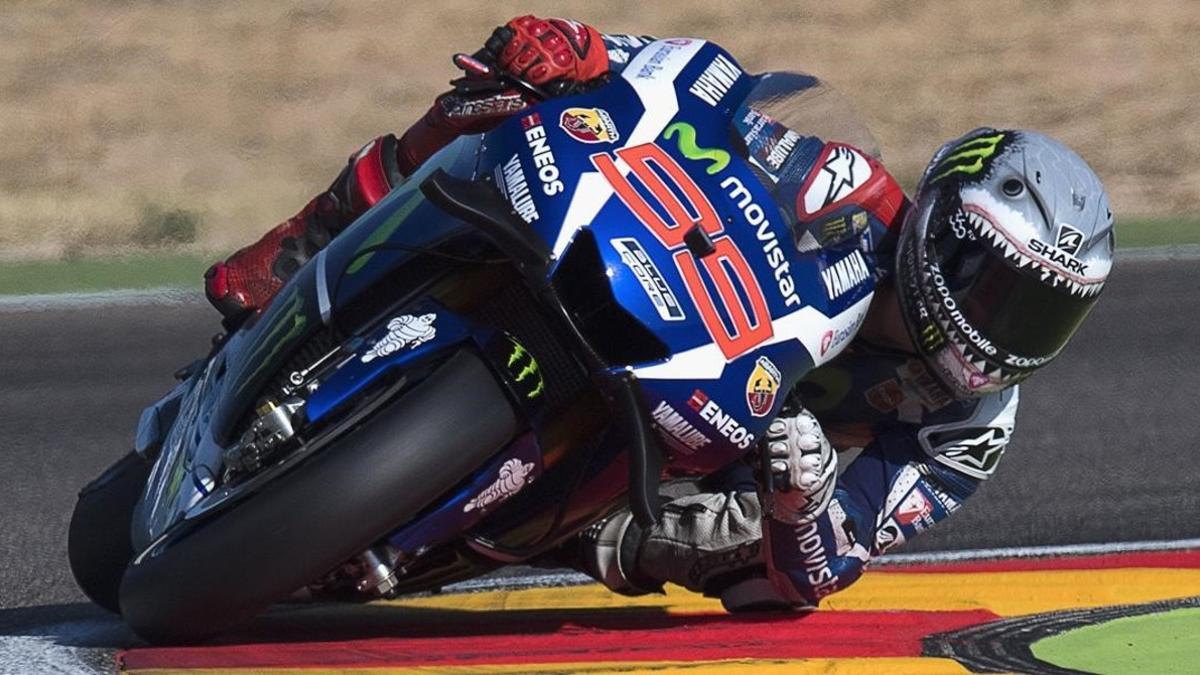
759, 409, 837, 525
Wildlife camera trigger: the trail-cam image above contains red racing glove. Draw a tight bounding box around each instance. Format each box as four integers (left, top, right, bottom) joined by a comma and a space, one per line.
493, 15, 610, 93
396, 15, 610, 174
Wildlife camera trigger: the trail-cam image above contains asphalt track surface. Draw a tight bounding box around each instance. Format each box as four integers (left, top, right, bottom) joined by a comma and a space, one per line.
1, 255, 1198, 669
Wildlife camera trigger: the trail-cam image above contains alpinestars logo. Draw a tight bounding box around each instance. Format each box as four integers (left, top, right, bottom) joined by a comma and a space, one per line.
1056, 224, 1084, 255
929, 132, 1006, 184
802, 145, 872, 215
934, 427, 1008, 479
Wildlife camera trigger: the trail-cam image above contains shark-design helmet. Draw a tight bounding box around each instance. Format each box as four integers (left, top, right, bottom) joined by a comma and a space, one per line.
896, 128, 1114, 397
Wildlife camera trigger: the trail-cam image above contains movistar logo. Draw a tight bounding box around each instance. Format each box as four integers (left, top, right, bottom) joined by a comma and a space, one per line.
929, 133, 1006, 184
663, 122, 730, 175
506, 340, 544, 400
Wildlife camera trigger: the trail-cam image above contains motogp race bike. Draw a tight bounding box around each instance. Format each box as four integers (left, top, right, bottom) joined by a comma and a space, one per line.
68, 39, 875, 643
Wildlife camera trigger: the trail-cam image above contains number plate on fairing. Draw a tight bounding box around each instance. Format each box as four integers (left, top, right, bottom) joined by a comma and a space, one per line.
480, 39, 876, 472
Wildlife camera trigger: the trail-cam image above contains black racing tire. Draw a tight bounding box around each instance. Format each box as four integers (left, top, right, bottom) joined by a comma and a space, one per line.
118, 350, 519, 643
68, 451, 153, 614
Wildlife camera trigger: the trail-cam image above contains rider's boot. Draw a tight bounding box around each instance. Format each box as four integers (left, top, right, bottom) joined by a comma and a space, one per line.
575, 468, 797, 611
204, 134, 404, 322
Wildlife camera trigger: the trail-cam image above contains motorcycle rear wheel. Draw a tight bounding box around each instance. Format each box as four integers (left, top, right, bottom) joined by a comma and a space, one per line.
118, 349, 519, 643
68, 451, 153, 613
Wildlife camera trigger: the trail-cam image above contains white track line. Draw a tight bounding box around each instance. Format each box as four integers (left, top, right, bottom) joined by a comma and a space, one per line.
0, 616, 128, 675
0, 286, 200, 312
1114, 243, 1200, 261
0, 245, 1195, 313
877, 537, 1200, 566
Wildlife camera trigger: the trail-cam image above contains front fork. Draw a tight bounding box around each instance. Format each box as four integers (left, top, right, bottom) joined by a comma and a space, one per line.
304, 299, 558, 596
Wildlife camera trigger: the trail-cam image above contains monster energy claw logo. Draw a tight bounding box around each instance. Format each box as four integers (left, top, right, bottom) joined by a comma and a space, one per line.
506, 340, 545, 400
930, 133, 1006, 184
920, 323, 945, 351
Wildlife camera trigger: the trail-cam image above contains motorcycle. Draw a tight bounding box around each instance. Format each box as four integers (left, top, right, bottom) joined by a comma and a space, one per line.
68, 38, 876, 643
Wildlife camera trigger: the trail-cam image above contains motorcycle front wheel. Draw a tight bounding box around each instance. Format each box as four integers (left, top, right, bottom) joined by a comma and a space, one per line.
118, 349, 519, 643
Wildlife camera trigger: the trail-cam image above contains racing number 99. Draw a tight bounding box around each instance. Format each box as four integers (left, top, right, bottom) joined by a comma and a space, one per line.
592, 144, 772, 360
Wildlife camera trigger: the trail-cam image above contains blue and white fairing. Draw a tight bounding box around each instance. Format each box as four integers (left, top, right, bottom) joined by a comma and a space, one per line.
480, 39, 876, 473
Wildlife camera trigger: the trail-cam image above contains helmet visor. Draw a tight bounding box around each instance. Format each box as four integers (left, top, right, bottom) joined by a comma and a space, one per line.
925, 224, 1099, 362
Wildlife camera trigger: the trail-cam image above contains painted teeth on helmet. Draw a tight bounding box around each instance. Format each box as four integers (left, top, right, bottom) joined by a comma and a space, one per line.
960, 205, 1105, 299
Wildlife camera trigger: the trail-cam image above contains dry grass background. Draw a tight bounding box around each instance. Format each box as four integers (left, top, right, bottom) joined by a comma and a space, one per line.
1, 0, 1196, 258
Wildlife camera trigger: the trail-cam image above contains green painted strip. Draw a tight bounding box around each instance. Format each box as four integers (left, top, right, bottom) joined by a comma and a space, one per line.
0, 253, 210, 295
0, 216, 1195, 296
1118, 216, 1200, 248
1031, 606, 1200, 674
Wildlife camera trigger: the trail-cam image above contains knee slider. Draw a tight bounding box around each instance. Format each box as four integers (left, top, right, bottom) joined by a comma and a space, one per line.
582, 511, 664, 596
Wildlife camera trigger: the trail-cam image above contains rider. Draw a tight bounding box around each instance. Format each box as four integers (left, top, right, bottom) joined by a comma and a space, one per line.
203, 16, 1115, 610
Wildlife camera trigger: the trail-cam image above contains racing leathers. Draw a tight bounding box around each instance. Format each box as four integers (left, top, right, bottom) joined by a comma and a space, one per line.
574, 90, 1020, 607
593, 343, 1019, 610
203, 16, 1019, 610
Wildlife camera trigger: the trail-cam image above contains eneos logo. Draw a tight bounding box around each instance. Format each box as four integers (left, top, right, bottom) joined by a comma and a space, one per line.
560, 107, 620, 144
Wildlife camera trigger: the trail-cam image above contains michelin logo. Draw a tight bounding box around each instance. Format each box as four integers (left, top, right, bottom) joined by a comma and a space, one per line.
361, 314, 437, 363
464, 458, 536, 513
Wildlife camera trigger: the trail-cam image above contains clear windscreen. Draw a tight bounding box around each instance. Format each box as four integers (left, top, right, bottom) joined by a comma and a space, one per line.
741, 71, 881, 160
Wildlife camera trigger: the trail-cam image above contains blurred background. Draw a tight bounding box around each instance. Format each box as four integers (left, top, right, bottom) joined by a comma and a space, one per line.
0, 0, 1196, 272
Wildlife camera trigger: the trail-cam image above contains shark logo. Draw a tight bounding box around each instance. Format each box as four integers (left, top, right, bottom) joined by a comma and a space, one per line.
1056, 224, 1085, 256
506, 339, 545, 400
929, 132, 1007, 184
